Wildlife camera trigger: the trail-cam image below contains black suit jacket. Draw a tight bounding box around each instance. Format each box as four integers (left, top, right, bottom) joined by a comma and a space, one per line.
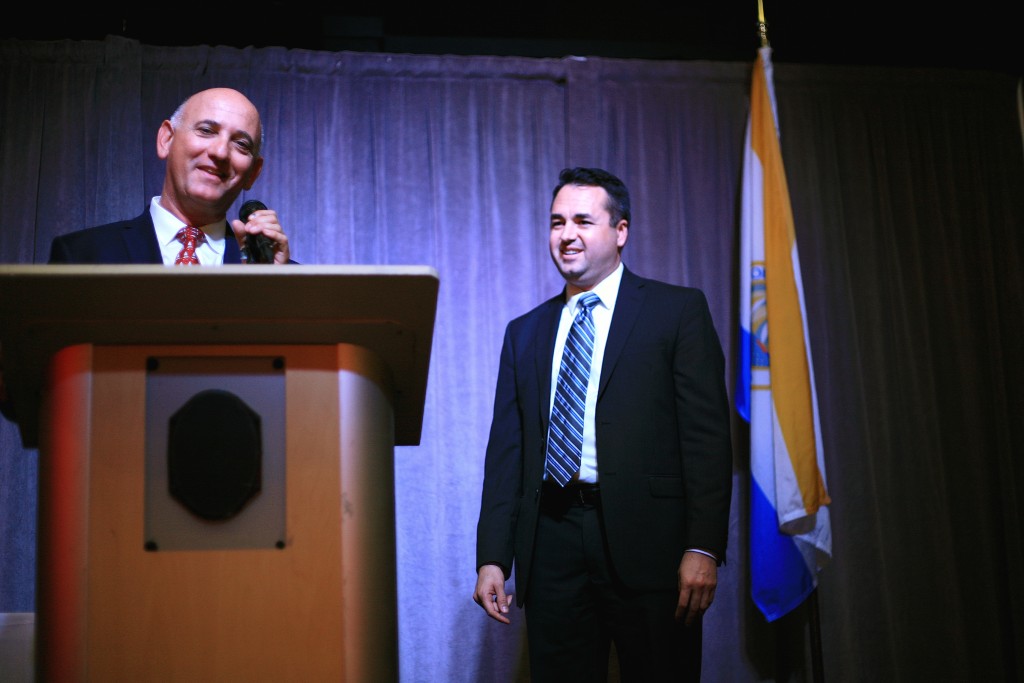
48, 210, 243, 264
476, 267, 733, 605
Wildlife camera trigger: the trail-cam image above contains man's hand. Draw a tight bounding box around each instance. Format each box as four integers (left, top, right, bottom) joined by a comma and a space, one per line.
473, 564, 514, 625
676, 551, 718, 626
231, 207, 290, 264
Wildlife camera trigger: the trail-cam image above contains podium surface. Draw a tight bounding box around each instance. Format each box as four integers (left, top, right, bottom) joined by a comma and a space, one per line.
0, 264, 438, 681
0, 264, 438, 447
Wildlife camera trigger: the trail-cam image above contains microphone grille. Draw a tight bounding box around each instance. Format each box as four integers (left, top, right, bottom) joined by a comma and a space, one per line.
239, 199, 268, 223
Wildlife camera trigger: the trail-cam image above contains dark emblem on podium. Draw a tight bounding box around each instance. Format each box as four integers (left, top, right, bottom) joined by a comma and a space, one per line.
166, 389, 263, 522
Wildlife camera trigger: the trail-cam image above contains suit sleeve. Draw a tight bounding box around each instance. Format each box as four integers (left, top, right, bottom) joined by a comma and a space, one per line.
475, 324, 524, 578
674, 289, 733, 562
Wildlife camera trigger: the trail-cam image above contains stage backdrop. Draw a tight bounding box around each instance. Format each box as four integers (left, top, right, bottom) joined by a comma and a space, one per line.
1, 36, 1022, 681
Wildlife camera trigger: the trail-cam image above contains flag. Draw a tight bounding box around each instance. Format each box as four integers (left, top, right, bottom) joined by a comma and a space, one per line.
738, 46, 832, 622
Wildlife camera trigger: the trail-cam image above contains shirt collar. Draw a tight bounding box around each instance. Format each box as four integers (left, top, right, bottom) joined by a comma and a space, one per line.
565, 262, 624, 312
149, 196, 227, 256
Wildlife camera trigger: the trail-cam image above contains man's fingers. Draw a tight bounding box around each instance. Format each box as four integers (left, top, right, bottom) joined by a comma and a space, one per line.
485, 594, 512, 624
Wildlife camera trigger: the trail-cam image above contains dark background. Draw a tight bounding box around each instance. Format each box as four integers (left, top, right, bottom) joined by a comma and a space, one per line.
4, 2, 1021, 75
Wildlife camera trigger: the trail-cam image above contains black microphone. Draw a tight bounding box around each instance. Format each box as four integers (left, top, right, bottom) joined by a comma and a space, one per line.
238, 199, 276, 264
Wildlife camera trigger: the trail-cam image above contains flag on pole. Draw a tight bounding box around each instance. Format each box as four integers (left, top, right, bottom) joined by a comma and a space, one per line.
738, 46, 832, 622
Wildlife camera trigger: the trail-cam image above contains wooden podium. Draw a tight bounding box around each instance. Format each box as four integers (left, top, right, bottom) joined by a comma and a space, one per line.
0, 264, 439, 682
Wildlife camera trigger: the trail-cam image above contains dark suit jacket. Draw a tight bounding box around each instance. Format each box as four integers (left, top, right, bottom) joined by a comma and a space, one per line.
476, 267, 733, 605
48, 210, 243, 264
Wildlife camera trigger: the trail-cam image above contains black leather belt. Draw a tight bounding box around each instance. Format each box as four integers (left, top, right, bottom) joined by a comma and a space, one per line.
542, 480, 601, 507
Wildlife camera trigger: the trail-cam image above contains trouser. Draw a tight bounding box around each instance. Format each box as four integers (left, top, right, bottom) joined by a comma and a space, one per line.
524, 485, 702, 682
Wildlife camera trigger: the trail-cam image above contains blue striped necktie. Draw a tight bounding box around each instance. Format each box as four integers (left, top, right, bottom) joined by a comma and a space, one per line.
545, 292, 600, 487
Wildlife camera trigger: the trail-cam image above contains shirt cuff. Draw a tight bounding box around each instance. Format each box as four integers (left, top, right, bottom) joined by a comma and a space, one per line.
685, 547, 720, 564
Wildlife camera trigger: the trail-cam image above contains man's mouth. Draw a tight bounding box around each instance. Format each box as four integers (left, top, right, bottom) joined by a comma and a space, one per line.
197, 165, 226, 180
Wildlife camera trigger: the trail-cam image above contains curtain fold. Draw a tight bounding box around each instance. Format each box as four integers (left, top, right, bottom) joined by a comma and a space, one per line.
1, 36, 1021, 681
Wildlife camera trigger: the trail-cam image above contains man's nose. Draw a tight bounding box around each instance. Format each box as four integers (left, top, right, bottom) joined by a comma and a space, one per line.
207, 135, 230, 159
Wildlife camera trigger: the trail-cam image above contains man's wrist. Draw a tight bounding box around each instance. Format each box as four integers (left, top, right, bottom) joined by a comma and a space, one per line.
685, 547, 721, 565
478, 561, 510, 578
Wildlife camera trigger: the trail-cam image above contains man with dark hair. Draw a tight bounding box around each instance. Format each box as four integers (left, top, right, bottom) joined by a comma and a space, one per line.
473, 167, 733, 681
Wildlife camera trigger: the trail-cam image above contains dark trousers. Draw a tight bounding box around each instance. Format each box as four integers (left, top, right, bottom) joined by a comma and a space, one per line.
524, 486, 702, 683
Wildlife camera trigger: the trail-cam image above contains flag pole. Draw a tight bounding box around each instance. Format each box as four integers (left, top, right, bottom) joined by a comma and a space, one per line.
757, 0, 769, 47
808, 587, 825, 683
753, 8, 826, 682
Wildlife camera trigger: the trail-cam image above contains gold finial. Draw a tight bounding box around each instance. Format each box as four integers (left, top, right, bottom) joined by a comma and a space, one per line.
757, 0, 770, 47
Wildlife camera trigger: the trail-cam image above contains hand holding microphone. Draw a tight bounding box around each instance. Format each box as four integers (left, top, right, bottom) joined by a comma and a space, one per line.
236, 199, 287, 264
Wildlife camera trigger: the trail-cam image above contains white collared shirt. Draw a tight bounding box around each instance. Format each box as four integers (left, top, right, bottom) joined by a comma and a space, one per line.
549, 262, 624, 483
150, 196, 230, 265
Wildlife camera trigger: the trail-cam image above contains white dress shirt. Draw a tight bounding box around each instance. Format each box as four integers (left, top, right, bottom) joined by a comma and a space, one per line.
549, 262, 623, 484
150, 196, 230, 265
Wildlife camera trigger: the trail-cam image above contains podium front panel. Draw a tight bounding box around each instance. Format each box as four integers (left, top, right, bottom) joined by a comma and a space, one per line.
36, 343, 399, 682
144, 355, 287, 551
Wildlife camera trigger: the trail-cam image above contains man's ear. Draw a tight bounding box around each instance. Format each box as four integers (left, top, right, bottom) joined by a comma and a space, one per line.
242, 156, 264, 191
156, 120, 174, 160
616, 220, 629, 248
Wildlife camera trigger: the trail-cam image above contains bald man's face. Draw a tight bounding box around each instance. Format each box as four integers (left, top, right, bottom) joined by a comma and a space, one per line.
157, 88, 263, 225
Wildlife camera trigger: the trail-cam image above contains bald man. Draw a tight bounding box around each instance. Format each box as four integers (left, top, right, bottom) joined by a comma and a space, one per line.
0, 89, 294, 424
49, 87, 291, 265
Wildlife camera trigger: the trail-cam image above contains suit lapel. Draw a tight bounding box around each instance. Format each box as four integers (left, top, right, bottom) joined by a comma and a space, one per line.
224, 234, 242, 264
121, 211, 163, 264
535, 273, 648, 422
599, 268, 646, 397
534, 294, 564, 434
123, 210, 244, 264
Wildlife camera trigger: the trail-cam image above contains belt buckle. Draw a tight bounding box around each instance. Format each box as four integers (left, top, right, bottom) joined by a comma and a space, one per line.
574, 487, 586, 505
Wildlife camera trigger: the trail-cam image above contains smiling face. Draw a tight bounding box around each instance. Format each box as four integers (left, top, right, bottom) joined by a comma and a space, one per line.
549, 184, 629, 294
156, 87, 263, 226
